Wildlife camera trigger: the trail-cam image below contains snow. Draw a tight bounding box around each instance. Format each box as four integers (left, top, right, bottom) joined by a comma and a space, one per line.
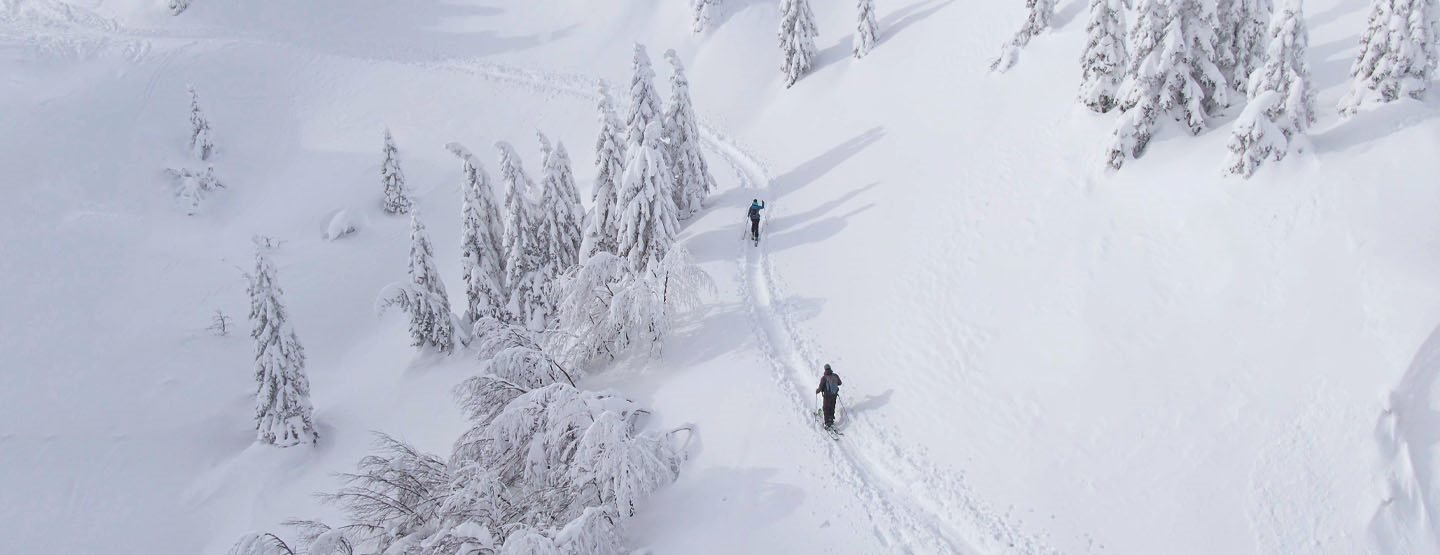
3, 0, 1440, 554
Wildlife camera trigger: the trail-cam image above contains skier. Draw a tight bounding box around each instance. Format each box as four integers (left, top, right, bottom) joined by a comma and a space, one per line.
748, 199, 766, 243
815, 363, 842, 429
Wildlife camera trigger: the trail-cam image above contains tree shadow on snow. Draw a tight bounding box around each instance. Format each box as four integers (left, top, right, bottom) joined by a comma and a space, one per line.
771, 127, 885, 200
813, 0, 956, 74
1311, 100, 1440, 154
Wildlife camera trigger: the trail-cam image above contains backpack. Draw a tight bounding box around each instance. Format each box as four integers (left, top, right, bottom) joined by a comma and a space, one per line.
822, 375, 840, 396
748, 205, 761, 220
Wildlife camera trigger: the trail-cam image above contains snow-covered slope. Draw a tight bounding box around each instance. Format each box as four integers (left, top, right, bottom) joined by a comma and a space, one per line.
4, 0, 1440, 553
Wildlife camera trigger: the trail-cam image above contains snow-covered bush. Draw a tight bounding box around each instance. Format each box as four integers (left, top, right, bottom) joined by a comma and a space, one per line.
378, 212, 459, 353
247, 245, 317, 447
1340, 0, 1439, 114
778, 0, 819, 87
1078, 0, 1127, 112
991, 0, 1057, 72
165, 165, 223, 215
448, 142, 507, 326
187, 85, 214, 161
663, 50, 715, 221
855, 0, 880, 58
380, 129, 413, 215
321, 209, 362, 241
583, 82, 626, 260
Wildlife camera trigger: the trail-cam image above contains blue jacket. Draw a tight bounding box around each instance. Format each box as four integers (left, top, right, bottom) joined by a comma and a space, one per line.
748, 201, 765, 220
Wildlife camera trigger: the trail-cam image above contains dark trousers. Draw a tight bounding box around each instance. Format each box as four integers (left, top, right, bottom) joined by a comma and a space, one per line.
751, 218, 760, 240
822, 394, 837, 426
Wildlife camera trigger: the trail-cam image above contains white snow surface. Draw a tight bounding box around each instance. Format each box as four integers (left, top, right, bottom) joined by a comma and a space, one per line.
4, 0, 1440, 554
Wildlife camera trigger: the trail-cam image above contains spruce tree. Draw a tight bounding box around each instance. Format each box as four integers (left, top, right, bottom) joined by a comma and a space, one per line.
693, 0, 718, 33
380, 129, 413, 215
537, 134, 584, 275
248, 245, 317, 447
1217, 0, 1274, 94
448, 142, 506, 325
584, 82, 626, 260
187, 85, 214, 162
1225, 0, 1316, 176
855, 0, 880, 58
624, 45, 667, 153
778, 0, 820, 87
405, 212, 457, 352
496, 142, 546, 330
1078, 0, 1128, 112
1341, 0, 1439, 114
991, 0, 1058, 72
615, 122, 681, 274
663, 50, 716, 221
1106, 0, 1230, 169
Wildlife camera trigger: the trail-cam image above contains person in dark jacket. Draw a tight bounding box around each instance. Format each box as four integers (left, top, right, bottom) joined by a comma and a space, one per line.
748, 199, 766, 242
815, 364, 842, 428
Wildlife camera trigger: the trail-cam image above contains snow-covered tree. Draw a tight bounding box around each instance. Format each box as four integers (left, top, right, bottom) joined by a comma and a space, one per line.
496, 142, 547, 330
584, 82, 626, 260
663, 50, 716, 220
1225, 0, 1315, 176
624, 45, 667, 154
380, 129, 413, 215
616, 122, 681, 274
855, 0, 880, 58
1079, 0, 1128, 112
1340, 0, 1440, 115
991, 0, 1058, 72
536, 135, 584, 278
379, 212, 458, 352
187, 85, 214, 161
448, 142, 506, 326
169, 0, 191, 16
778, 0, 820, 87
165, 165, 223, 215
247, 245, 317, 447
1106, 0, 1230, 169
692, 0, 719, 33
1217, 0, 1274, 92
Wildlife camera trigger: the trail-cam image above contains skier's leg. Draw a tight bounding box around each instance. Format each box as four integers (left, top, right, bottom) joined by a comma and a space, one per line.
822, 395, 836, 426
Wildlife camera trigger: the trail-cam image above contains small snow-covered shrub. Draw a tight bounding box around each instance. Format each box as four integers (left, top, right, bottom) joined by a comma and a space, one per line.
165, 166, 222, 215
321, 209, 363, 241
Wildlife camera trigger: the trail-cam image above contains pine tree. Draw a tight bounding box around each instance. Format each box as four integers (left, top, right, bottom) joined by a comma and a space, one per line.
536, 134, 584, 276
663, 50, 716, 221
1106, 0, 1230, 169
991, 0, 1058, 72
187, 85, 214, 161
778, 0, 820, 87
615, 122, 681, 274
496, 142, 547, 330
1226, 0, 1316, 176
380, 129, 414, 215
448, 142, 507, 326
855, 0, 880, 58
1217, 0, 1274, 93
1341, 0, 1440, 115
624, 45, 667, 153
248, 245, 317, 447
169, 0, 190, 16
1078, 0, 1128, 112
693, 0, 719, 33
406, 212, 457, 352
584, 82, 626, 260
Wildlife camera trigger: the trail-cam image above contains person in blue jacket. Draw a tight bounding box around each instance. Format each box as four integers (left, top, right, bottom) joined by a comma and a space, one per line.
748, 199, 766, 242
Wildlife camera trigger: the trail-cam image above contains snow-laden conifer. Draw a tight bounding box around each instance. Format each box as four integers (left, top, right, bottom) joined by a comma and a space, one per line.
692, 0, 719, 33
379, 212, 458, 352
187, 85, 214, 161
624, 45, 667, 152
169, 0, 190, 16
1217, 0, 1274, 93
663, 50, 716, 220
584, 82, 626, 260
1225, 0, 1315, 176
1341, 0, 1440, 114
615, 122, 680, 274
855, 0, 880, 58
248, 245, 317, 447
1078, 0, 1128, 112
1106, 0, 1230, 169
495, 142, 547, 330
991, 0, 1058, 72
541, 138, 584, 274
165, 165, 223, 215
380, 129, 413, 215
448, 142, 506, 325
778, 0, 820, 87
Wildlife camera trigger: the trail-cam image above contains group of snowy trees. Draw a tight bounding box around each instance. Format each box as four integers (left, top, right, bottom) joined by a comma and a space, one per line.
166, 85, 223, 214
1000, 0, 1436, 177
